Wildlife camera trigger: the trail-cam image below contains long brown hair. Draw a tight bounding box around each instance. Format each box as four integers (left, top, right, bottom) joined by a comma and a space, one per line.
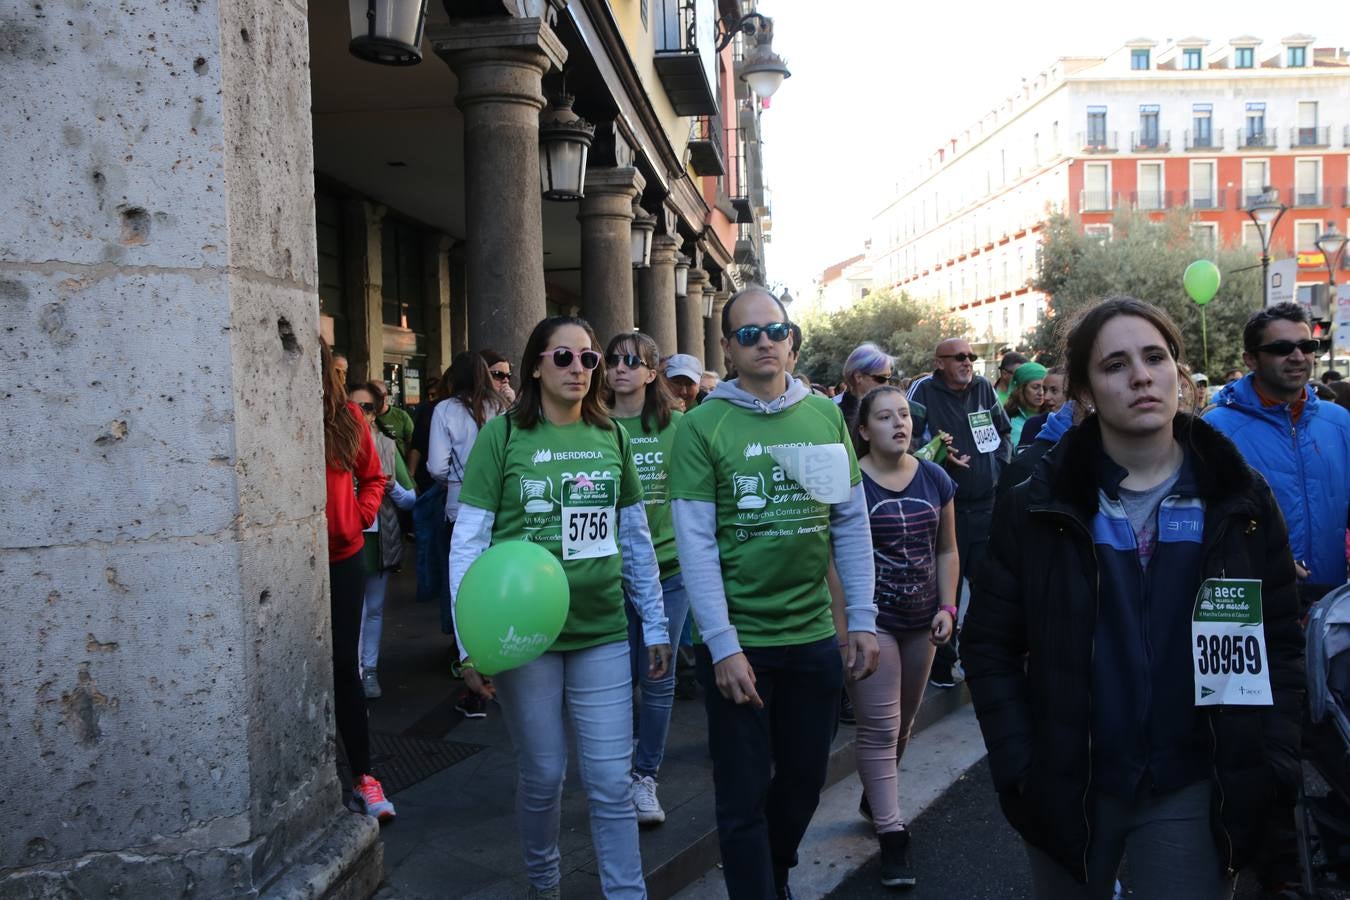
447, 350, 501, 427
321, 341, 364, 471
514, 316, 613, 430
604, 331, 675, 432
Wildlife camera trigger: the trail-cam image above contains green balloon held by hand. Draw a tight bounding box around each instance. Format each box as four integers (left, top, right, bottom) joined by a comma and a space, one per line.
1184, 260, 1221, 306
456, 541, 570, 675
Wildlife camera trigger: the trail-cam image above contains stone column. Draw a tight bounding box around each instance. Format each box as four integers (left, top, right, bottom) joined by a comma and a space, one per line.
706, 289, 730, 377
639, 234, 680, 356
678, 269, 710, 364
424, 233, 453, 381
578, 168, 645, 345
449, 244, 469, 356
430, 19, 566, 369
0, 2, 378, 896
342, 199, 386, 383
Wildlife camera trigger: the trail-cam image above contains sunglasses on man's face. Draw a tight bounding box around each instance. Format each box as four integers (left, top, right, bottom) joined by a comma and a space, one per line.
489, 369, 512, 382
606, 353, 647, 370
1256, 339, 1322, 357
731, 321, 792, 347
939, 353, 980, 363
539, 347, 601, 370
358, 401, 377, 413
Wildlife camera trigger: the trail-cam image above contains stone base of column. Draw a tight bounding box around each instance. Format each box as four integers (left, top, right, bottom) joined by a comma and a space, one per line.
262, 812, 383, 900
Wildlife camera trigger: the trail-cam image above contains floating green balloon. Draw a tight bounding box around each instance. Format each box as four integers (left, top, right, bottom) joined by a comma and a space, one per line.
1184, 259, 1221, 306
456, 540, 570, 675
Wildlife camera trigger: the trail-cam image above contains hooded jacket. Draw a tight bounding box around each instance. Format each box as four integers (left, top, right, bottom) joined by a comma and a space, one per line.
1204, 374, 1350, 586
963, 414, 1303, 882
906, 372, 1011, 505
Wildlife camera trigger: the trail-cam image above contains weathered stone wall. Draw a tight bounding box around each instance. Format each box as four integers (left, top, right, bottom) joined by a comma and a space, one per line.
0, 0, 377, 894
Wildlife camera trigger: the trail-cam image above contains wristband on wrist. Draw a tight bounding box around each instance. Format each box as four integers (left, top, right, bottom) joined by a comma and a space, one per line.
939, 605, 958, 621
837, 640, 848, 649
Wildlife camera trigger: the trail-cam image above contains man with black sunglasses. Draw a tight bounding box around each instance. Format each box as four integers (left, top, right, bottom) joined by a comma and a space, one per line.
1206, 302, 1350, 591
905, 337, 1011, 688
671, 286, 879, 900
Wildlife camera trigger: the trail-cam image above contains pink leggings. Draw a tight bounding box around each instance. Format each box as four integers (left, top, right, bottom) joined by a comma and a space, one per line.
847, 628, 936, 834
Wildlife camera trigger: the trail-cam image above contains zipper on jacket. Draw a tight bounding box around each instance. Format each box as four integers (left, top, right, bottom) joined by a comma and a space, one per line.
1290, 414, 1314, 570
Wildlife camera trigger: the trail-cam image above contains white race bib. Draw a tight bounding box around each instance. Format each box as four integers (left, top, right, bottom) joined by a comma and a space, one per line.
769, 443, 852, 504
968, 410, 1001, 454
1192, 578, 1273, 706
561, 476, 618, 561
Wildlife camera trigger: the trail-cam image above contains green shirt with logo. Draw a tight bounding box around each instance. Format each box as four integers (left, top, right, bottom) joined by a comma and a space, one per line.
670, 395, 859, 647
614, 410, 682, 581
459, 414, 643, 652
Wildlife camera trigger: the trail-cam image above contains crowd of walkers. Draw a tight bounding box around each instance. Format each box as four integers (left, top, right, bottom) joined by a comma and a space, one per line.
316, 286, 1350, 899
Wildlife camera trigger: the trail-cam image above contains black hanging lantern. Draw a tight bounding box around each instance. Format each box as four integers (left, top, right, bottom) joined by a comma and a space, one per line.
539, 95, 596, 201
349, 0, 429, 66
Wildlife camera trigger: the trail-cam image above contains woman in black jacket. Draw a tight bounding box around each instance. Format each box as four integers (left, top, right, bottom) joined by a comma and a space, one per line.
963, 296, 1303, 899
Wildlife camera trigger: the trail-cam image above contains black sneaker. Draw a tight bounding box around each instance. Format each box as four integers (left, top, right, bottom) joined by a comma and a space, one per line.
839, 688, 856, 725
859, 793, 873, 824
879, 828, 915, 887
455, 690, 488, 719
928, 663, 956, 689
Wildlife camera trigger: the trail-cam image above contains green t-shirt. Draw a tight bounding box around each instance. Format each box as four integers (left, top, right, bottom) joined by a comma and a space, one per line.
378, 407, 415, 461
614, 410, 683, 581
669, 394, 860, 647
458, 414, 643, 652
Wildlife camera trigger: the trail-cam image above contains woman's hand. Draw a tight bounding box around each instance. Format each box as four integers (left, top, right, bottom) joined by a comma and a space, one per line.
648, 643, 672, 680
930, 609, 955, 646
462, 666, 496, 700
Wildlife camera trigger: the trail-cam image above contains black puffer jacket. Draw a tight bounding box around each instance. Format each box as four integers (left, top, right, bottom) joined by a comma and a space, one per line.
963, 414, 1304, 882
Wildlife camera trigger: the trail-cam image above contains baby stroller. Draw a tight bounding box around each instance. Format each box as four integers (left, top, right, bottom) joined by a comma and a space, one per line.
1296, 582, 1350, 897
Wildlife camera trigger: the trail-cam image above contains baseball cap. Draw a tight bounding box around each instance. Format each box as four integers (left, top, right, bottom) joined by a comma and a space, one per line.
664, 353, 702, 383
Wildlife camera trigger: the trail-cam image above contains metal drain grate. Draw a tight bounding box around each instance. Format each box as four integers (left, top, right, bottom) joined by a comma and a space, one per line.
342, 733, 484, 796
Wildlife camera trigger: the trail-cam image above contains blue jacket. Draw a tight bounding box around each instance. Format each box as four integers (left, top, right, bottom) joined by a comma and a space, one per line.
1205, 375, 1350, 586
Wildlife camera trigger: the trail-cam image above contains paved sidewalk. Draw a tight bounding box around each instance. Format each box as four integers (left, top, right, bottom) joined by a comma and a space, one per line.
359, 567, 972, 899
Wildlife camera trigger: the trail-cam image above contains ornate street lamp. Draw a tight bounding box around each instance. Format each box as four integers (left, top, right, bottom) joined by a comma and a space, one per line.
674, 253, 691, 297
538, 95, 595, 201
1316, 221, 1348, 370
779, 288, 795, 307
348, 0, 428, 66
717, 12, 792, 99
701, 287, 715, 318
631, 206, 656, 268
1245, 186, 1287, 305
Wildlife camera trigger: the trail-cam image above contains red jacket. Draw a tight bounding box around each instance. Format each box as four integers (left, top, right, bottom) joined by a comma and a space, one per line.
326, 403, 386, 563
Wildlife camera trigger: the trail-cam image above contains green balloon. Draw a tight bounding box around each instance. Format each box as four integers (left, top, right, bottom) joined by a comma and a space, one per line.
1184, 259, 1221, 306
456, 541, 570, 675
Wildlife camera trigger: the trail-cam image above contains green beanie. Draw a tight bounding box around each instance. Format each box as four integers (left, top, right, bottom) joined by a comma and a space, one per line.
1010, 361, 1048, 391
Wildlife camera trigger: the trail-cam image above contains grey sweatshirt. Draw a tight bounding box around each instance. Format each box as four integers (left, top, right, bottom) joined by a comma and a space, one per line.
672, 376, 878, 664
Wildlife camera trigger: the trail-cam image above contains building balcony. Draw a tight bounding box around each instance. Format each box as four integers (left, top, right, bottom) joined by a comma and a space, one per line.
653, 0, 718, 116
1289, 126, 1330, 148
1239, 129, 1277, 150
1078, 131, 1118, 153
1080, 190, 1115, 212
1288, 186, 1329, 208
725, 126, 752, 223
687, 115, 725, 177
1180, 189, 1224, 210
1130, 189, 1172, 211
1130, 130, 1171, 153
1183, 128, 1223, 151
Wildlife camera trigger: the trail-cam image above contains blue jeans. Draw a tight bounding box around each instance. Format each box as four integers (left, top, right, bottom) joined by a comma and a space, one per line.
696, 636, 844, 899
359, 570, 389, 671
493, 640, 647, 898
411, 483, 450, 624
625, 571, 690, 778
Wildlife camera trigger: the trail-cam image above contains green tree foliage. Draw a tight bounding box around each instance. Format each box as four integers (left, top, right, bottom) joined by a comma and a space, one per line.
1026, 210, 1262, 375
797, 290, 969, 386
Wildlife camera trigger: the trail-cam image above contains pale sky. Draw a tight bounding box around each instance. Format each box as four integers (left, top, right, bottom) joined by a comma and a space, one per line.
753, 0, 1350, 301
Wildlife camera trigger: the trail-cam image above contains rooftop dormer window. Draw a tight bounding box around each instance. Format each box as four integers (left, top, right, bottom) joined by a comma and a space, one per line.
1182, 48, 1202, 69
1131, 48, 1150, 70
1235, 47, 1254, 68
1287, 45, 1307, 67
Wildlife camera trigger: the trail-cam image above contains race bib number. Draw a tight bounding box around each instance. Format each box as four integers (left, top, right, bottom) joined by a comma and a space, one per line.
769, 443, 852, 504
968, 410, 1001, 454
561, 476, 617, 560
1192, 578, 1272, 706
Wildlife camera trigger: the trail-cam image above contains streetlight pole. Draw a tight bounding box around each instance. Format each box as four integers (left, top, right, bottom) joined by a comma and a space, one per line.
1246, 185, 1288, 306
1316, 221, 1349, 375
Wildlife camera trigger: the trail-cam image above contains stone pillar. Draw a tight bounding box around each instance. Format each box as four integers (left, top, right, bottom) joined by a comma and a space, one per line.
430, 19, 566, 369
342, 199, 386, 383
449, 244, 469, 356
0, 2, 378, 896
678, 269, 710, 364
578, 168, 645, 345
706, 290, 730, 377
639, 235, 680, 356
424, 233, 453, 381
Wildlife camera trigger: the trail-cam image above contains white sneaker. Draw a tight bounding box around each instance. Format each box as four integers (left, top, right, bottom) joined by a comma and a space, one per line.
632, 774, 666, 826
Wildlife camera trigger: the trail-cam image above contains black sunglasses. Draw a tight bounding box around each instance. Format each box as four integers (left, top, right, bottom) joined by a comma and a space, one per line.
939, 353, 980, 363
732, 322, 792, 347
357, 401, 376, 413
539, 348, 601, 370
489, 370, 512, 382
1256, 339, 1322, 357
865, 372, 899, 385
606, 353, 647, 370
